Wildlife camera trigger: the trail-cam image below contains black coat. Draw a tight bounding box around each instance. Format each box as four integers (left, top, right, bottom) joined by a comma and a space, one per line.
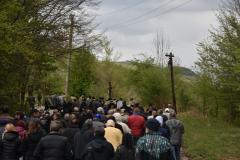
73, 128, 94, 160
62, 124, 80, 150
81, 137, 115, 160
33, 132, 73, 160
0, 131, 21, 160
114, 145, 135, 160
20, 131, 44, 160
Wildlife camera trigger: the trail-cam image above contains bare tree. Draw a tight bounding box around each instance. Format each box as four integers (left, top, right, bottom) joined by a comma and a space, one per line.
153, 31, 171, 68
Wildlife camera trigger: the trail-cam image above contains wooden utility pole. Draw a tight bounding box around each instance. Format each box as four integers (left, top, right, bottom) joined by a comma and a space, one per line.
165, 52, 177, 113
108, 81, 112, 100
65, 14, 74, 97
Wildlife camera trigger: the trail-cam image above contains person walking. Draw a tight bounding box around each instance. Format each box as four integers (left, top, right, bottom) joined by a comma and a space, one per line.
20, 120, 44, 160
128, 107, 145, 144
74, 120, 94, 160
33, 121, 73, 160
135, 119, 171, 160
104, 119, 123, 151
114, 133, 135, 160
166, 113, 184, 160
80, 125, 115, 160
0, 123, 21, 160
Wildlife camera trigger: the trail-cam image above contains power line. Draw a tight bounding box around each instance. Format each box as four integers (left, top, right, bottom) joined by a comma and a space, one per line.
106, 0, 173, 28
107, 0, 193, 30
100, 0, 147, 16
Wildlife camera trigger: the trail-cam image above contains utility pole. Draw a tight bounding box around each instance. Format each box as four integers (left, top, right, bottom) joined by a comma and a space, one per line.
65, 14, 74, 97
165, 52, 177, 113
108, 81, 112, 100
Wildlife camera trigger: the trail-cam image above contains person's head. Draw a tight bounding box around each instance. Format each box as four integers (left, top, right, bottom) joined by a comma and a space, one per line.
53, 113, 61, 121
94, 125, 105, 138
64, 113, 71, 122
81, 119, 93, 132
170, 112, 176, 119
145, 119, 160, 133
73, 107, 79, 112
5, 123, 16, 132
133, 107, 140, 114
15, 111, 24, 120
53, 109, 60, 115
50, 120, 62, 132
158, 109, 163, 115
70, 114, 79, 125
105, 119, 115, 127
31, 109, 40, 118
151, 110, 157, 116
113, 112, 122, 122
97, 107, 104, 114
28, 120, 40, 134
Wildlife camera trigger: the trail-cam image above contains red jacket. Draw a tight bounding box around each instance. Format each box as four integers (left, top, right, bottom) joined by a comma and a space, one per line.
128, 114, 145, 137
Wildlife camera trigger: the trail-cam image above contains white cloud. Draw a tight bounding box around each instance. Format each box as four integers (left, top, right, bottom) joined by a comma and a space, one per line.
94, 0, 224, 67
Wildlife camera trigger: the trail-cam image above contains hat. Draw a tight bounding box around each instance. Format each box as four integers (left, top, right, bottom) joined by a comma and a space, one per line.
113, 112, 122, 122
146, 119, 160, 132
106, 119, 115, 127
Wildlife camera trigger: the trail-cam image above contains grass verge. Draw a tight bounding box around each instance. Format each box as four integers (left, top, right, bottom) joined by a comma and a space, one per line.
179, 112, 240, 160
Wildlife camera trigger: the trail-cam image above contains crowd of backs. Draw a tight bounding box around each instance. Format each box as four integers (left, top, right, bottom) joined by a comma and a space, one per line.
0, 97, 184, 160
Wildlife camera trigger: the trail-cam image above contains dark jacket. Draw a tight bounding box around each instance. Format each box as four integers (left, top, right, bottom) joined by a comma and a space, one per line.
20, 131, 44, 160
74, 127, 94, 160
63, 124, 80, 150
0, 131, 21, 160
81, 137, 114, 160
114, 145, 135, 160
33, 132, 73, 160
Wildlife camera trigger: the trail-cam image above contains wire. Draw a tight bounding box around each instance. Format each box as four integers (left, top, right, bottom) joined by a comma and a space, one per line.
100, 0, 147, 16
107, 0, 193, 30
106, 0, 173, 28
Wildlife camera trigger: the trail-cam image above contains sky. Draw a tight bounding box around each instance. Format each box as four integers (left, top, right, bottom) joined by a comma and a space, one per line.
94, 0, 224, 67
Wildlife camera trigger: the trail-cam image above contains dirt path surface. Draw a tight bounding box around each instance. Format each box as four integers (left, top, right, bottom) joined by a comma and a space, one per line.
181, 149, 190, 160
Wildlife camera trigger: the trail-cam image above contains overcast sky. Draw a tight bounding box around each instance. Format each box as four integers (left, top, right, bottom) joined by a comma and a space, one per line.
94, 0, 224, 67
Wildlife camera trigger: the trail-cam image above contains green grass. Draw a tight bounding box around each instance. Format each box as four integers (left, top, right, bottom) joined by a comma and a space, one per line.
179, 113, 240, 160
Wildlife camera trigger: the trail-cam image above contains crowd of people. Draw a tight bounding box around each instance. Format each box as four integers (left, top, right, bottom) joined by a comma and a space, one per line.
0, 96, 184, 160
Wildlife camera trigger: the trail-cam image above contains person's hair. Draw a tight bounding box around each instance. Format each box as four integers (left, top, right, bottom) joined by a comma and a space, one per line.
71, 113, 78, 124
15, 111, 24, 119
122, 133, 134, 150
133, 107, 140, 114
5, 123, 16, 132
50, 120, 62, 132
53, 113, 61, 120
94, 128, 105, 138
170, 112, 176, 118
28, 120, 40, 134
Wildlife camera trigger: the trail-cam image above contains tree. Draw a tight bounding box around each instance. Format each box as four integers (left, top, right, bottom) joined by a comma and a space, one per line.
129, 57, 171, 107
153, 31, 171, 68
197, 0, 240, 122
0, 0, 99, 110
70, 47, 97, 96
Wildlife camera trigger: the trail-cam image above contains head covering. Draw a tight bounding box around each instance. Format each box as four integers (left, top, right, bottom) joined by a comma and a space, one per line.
146, 118, 160, 132
97, 107, 104, 114
113, 112, 122, 122
106, 119, 115, 127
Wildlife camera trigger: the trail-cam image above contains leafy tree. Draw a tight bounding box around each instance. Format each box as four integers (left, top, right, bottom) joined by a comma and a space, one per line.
197, 0, 240, 122
129, 57, 171, 107
0, 0, 98, 110
70, 47, 97, 96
